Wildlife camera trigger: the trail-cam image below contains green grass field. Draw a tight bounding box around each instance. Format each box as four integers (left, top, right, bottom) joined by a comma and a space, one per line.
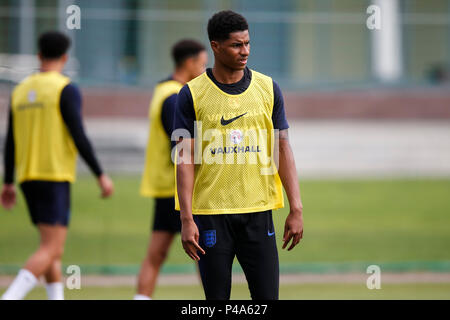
1, 176, 450, 299
1, 176, 449, 267
6, 283, 449, 300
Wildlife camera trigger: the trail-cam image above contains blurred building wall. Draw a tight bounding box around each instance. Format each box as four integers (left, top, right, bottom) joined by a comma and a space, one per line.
1, 0, 450, 178
405, 0, 450, 82
1, 0, 449, 88
290, 0, 371, 85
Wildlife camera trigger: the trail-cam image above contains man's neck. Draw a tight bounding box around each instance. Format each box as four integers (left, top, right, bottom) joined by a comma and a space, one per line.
172, 69, 190, 85
40, 61, 63, 73
212, 63, 244, 84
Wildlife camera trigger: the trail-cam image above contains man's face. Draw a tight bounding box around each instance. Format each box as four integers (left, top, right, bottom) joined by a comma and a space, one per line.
212, 30, 250, 71
188, 50, 208, 79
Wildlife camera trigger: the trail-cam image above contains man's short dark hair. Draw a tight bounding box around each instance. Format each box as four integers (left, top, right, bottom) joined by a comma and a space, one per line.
207, 10, 248, 42
38, 31, 71, 59
172, 39, 205, 67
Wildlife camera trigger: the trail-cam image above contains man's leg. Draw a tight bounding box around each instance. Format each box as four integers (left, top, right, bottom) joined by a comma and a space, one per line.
235, 211, 279, 300
135, 197, 181, 300
2, 224, 67, 300
44, 259, 64, 300
44, 259, 62, 283
25, 224, 67, 277
197, 247, 234, 300
195, 215, 235, 300
135, 231, 176, 299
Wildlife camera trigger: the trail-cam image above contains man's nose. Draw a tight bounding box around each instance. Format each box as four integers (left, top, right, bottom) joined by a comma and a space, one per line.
240, 44, 249, 56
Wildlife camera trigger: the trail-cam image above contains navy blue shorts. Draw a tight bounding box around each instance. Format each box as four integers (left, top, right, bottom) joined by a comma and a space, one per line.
194, 210, 279, 300
152, 197, 181, 233
20, 180, 71, 227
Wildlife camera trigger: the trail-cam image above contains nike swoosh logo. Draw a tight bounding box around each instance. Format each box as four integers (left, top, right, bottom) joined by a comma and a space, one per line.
268, 230, 275, 236
220, 112, 247, 126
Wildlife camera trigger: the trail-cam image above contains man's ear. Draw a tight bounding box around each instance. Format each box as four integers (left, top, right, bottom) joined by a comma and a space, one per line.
61, 53, 69, 63
210, 41, 220, 54
37, 52, 43, 62
183, 56, 194, 71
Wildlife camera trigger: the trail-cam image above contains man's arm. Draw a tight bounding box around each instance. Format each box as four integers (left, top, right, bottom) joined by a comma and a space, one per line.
176, 138, 204, 261
271, 81, 303, 250
277, 129, 303, 251
174, 85, 205, 261
1, 106, 17, 209
161, 93, 177, 149
60, 84, 113, 198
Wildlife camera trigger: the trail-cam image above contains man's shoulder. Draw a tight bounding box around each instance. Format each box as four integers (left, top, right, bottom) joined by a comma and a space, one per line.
187, 72, 208, 88
11, 74, 38, 100
12, 73, 36, 93
43, 71, 72, 87
61, 82, 81, 97
154, 79, 183, 97
250, 69, 273, 82
249, 69, 274, 95
176, 84, 193, 105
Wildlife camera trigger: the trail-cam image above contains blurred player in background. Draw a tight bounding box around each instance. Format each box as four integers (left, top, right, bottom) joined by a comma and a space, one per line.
1, 31, 114, 300
135, 40, 207, 300
175, 11, 304, 300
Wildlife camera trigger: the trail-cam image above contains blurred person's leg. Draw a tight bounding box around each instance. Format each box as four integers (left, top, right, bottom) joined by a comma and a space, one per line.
25, 224, 67, 276
135, 197, 181, 300
135, 231, 176, 299
1, 224, 67, 300
2, 181, 69, 300
44, 259, 64, 300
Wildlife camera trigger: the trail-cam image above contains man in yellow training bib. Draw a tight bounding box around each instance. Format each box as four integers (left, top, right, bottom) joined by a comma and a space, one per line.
1, 31, 114, 300
174, 11, 304, 300
134, 40, 207, 300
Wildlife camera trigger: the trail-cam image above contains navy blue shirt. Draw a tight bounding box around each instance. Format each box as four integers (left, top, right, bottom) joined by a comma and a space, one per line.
158, 75, 181, 149
161, 93, 177, 137
174, 67, 289, 136
3, 83, 103, 183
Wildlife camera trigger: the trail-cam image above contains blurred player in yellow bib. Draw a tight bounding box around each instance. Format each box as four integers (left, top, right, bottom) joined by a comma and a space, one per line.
134, 40, 207, 300
1, 31, 114, 300
175, 11, 304, 300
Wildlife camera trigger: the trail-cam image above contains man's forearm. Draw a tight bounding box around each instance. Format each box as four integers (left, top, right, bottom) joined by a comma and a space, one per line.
277, 135, 303, 213
176, 138, 195, 221
177, 162, 195, 221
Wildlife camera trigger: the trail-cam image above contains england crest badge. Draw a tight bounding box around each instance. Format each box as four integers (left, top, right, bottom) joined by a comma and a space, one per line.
203, 230, 216, 248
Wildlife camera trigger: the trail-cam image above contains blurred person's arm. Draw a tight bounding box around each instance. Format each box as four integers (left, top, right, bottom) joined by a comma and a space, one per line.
161, 93, 178, 149
174, 85, 205, 261
1, 105, 16, 209
272, 81, 303, 251
60, 84, 113, 198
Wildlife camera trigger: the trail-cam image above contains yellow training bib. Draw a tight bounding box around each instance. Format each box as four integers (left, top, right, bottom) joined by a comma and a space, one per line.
175, 70, 284, 214
140, 80, 183, 197
11, 71, 77, 183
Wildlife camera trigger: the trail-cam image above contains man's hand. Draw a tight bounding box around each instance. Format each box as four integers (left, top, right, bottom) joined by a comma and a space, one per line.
98, 174, 114, 198
282, 209, 303, 251
181, 218, 205, 261
1, 184, 16, 210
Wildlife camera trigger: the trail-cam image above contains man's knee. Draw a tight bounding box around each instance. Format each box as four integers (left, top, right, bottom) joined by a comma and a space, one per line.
53, 246, 64, 259
148, 248, 169, 266
40, 244, 64, 260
